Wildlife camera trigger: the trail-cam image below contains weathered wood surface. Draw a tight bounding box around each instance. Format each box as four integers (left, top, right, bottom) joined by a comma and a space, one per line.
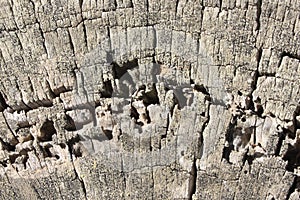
0, 0, 299, 199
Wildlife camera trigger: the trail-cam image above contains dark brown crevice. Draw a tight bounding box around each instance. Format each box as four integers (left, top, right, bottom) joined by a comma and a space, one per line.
111, 59, 139, 79
241, 148, 254, 168
175, 0, 180, 17
127, 0, 133, 8
67, 29, 76, 56
8, 154, 19, 164
42, 145, 53, 158
64, 114, 77, 131
294, 105, 300, 131
285, 126, 296, 140
45, 80, 57, 99
0, 137, 16, 151
73, 147, 83, 158
222, 120, 235, 164
114, 0, 118, 9
256, 0, 262, 31
52, 86, 72, 98
80, 177, 88, 200
254, 98, 264, 117
145, 108, 151, 124
285, 176, 300, 200
241, 148, 248, 167
130, 105, 143, 126
106, 27, 112, 55
100, 80, 113, 98
59, 143, 66, 149
283, 141, 300, 172
145, 0, 149, 13
8, 151, 29, 169
171, 93, 180, 116
0, 160, 8, 167
79, 0, 83, 10
254, 47, 262, 83
188, 158, 197, 200
102, 128, 113, 140
190, 79, 195, 85
274, 131, 285, 156
193, 84, 210, 96
0, 148, 32, 169
143, 84, 160, 106
198, 92, 211, 160
67, 135, 83, 158
30, 184, 43, 200
39, 120, 57, 142
82, 21, 88, 49
249, 48, 262, 93
121, 170, 127, 199
259, 72, 276, 77
162, 115, 169, 140
248, 48, 264, 116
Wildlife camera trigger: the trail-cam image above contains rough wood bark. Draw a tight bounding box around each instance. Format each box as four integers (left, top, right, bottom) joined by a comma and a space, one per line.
0, 0, 299, 199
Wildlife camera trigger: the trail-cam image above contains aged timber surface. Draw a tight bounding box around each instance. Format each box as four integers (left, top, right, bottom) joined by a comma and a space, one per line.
0, 0, 299, 199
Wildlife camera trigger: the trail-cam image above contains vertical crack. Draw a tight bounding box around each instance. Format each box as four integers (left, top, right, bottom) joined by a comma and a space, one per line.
0, 92, 8, 111
31, 184, 43, 199
145, 0, 149, 13
200, 6, 205, 33
198, 95, 211, 159
107, 27, 112, 58
151, 168, 154, 200
274, 130, 285, 156
81, 21, 88, 50
256, 47, 263, 72
79, 0, 83, 9
67, 29, 75, 56
248, 47, 262, 113
37, 21, 48, 57
15, 33, 24, 52
285, 176, 299, 200
68, 140, 87, 199
188, 158, 197, 200
251, 47, 262, 89
256, 0, 262, 31
222, 120, 235, 163
175, 0, 180, 17
79, 175, 88, 200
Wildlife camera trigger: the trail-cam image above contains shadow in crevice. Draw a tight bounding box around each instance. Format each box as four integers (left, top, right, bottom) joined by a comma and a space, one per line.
111, 59, 139, 79
283, 142, 300, 172
39, 120, 57, 142
222, 121, 236, 164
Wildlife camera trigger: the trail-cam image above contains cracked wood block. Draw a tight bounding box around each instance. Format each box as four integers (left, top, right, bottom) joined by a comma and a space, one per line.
0, 0, 299, 199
